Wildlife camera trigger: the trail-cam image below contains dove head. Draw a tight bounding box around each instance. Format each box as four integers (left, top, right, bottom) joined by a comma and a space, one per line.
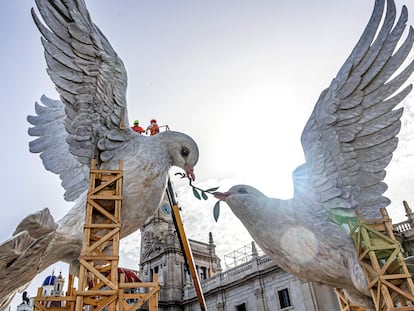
214, 185, 266, 209
158, 131, 199, 181
213, 185, 269, 226
214, 184, 264, 198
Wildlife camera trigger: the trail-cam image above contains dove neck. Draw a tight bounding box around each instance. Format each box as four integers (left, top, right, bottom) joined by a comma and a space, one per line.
231, 197, 290, 224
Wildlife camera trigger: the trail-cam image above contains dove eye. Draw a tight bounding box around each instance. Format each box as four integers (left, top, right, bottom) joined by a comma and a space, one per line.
238, 188, 248, 194
181, 147, 190, 158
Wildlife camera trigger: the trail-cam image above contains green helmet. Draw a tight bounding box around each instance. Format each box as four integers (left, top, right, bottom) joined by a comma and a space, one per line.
134, 120, 139, 124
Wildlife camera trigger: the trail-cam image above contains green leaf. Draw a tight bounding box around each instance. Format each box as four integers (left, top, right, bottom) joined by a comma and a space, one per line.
213, 201, 221, 222
205, 187, 219, 192
193, 188, 201, 200
201, 191, 208, 200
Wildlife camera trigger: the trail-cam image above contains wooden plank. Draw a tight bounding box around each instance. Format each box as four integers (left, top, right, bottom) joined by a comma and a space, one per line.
76, 290, 117, 296
77, 265, 87, 291
75, 296, 83, 311
87, 199, 118, 223
121, 293, 147, 299
84, 224, 120, 229
34, 301, 46, 311
381, 279, 414, 301
121, 300, 130, 311
379, 249, 400, 275
79, 259, 118, 290
81, 247, 105, 257
381, 274, 413, 280
381, 283, 395, 307
90, 169, 123, 175
81, 255, 119, 261
88, 194, 122, 201
94, 295, 117, 311
83, 228, 120, 253
34, 296, 76, 301
361, 224, 400, 245
89, 175, 123, 195
119, 282, 158, 288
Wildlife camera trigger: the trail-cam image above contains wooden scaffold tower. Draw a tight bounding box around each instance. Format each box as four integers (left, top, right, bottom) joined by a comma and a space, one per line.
75, 160, 159, 311
34, 161, 160, 311
337, 207, 414, 311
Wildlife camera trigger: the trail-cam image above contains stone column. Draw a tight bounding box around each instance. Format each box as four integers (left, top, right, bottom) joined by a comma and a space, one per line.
255, 288, 266, 311
299, 281, 318, 311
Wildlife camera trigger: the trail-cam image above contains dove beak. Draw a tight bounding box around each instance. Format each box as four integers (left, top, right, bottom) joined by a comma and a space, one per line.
213, 191, 230, 201
184, 164, 195, 181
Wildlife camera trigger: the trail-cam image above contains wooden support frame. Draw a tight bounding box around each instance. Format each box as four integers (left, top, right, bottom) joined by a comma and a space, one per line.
334, 288, 365, 311
75, 161, 124, 311
341, 208, 414, 311
33, 161, 160, 311
33, 274, 76, 311
118, 273, 159, 311
75, 161, 160, 311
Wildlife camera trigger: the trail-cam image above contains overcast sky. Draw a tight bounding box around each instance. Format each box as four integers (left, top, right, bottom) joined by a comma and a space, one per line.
1, 0, 414, 307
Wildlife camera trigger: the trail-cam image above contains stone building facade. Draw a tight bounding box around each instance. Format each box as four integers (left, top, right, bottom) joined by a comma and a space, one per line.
393, 201, 414, 258
139, 199, 341, 311
182, 252, 340, 311
139, 199, 222, 310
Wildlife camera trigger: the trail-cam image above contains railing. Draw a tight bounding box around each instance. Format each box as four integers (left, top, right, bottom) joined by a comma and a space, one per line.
394, 220, 412, 233
257, 255, 272, 265
183, 254, 277, 299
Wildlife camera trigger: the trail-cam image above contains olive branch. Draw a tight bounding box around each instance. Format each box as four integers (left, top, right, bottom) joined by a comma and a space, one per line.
175, 172, 222, 222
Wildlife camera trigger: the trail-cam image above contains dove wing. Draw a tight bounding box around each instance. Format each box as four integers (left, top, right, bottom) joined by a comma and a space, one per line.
28, 0, 135, 200
296, 0, 414, 219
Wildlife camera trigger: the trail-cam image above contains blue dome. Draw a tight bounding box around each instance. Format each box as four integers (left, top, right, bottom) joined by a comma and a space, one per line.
42, 275, 56, 286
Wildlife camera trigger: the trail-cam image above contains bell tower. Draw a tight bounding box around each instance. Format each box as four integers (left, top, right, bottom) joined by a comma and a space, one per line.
139, 197, 221, 310
53, 272, 65, 297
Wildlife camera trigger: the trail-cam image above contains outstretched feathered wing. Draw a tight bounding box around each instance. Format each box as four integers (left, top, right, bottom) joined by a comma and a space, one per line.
28, 0, 135, 201
295, 0, 414, 219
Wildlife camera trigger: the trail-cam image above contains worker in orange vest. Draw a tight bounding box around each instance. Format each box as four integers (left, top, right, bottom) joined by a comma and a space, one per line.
131, 120, 144, 134
146, 119, 160, 136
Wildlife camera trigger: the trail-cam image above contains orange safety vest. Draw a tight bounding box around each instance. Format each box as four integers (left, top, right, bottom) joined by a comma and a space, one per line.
131, 125, 144, 134
148, 124, 159, 135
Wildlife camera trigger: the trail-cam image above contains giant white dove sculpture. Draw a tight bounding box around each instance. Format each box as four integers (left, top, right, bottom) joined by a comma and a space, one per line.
0, 0, 199, 308
214, 0, 414, 309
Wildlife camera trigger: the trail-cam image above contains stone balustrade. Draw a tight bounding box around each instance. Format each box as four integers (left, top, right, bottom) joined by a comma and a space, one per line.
183, 254, 277, 299
394, 220, 412, 233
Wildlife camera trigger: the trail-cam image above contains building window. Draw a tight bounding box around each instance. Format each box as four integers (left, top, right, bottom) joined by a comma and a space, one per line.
278, 288, 292, 309
200, 267, 207, 280
236, 303, 246, 311
150, 266, 159, 282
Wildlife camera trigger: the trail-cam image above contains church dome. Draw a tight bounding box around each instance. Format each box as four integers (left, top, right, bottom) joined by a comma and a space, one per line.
42, 275, 56, 286
118, 267, 140, 283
